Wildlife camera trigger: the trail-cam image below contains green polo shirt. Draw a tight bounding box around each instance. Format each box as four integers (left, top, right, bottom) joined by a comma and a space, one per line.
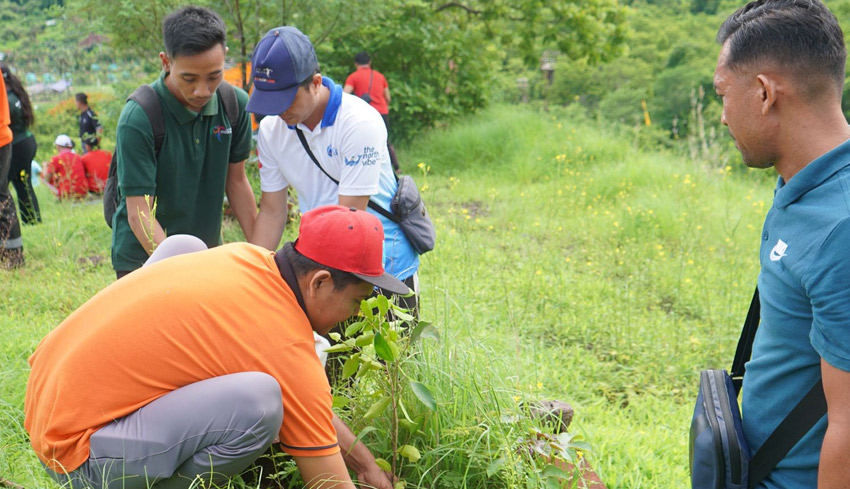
111, 71, 252, 272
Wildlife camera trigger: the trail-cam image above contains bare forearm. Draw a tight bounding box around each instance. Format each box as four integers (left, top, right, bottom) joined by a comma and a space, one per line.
226, 178, 257, 240
333, 415, 375, 472
251, 207, 287, 250
819, 423, 850, 488
128, 206, 165, 254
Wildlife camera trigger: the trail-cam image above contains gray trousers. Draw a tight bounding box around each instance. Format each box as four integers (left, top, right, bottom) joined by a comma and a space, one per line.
46, 372, 284, 489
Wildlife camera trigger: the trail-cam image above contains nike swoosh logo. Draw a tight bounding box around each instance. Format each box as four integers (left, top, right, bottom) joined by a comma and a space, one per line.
770, 239, 788, 262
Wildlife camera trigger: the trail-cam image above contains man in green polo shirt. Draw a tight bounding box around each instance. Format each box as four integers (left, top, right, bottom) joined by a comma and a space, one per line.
111, 6, 256, 278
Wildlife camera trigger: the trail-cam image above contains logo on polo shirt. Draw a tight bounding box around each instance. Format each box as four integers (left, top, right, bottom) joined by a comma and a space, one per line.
211, 125, 232, 142
361, 146, 379, 166
770, 239, 788, 262
327, 145, 338, 157
344, 154, 363, 166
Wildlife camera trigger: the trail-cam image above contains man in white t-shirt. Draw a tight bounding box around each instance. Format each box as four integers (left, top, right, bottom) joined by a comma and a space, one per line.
246, 26, 419, 311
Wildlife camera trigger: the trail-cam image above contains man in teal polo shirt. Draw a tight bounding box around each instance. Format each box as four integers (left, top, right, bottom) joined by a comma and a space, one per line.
715, 0, 850, 486
111, 6, 256, 278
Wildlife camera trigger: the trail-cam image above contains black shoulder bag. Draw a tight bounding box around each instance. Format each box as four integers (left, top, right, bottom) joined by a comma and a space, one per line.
295, 128, 436, 254
689, 287, 827, 489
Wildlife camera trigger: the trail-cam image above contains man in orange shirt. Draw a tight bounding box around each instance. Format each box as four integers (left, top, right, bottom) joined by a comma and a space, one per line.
25, 205, 405, 489
0, 68, 23, 268
42, 134, 88, 199
81, 147, 111, 193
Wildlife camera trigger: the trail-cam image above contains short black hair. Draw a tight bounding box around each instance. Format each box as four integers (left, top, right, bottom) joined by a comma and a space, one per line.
299, 70, 320, 89
162, 6, 227, 59
354, 51, 370, 65
75, 92, 88, 104
717, 0, 846, 98
283, 243, 363, 291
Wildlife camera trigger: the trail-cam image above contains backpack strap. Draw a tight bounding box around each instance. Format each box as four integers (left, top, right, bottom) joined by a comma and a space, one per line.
217, 80, 240, 136
127, 85, 166, 156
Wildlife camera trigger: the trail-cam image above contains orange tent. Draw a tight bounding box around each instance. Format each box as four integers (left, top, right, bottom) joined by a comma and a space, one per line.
224, 63, 258, 131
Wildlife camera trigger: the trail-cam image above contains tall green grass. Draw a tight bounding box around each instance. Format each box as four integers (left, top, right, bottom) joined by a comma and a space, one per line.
1, 104, 773, 488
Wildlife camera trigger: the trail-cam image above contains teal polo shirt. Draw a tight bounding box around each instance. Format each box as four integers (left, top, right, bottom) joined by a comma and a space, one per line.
111, 71, 252, 272
743, 138, 850, 488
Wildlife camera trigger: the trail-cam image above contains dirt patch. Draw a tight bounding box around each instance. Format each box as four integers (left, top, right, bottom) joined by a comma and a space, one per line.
460, 200, 488, 218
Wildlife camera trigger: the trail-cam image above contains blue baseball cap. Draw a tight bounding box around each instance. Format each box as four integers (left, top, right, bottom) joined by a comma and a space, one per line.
246, 26, 319, 116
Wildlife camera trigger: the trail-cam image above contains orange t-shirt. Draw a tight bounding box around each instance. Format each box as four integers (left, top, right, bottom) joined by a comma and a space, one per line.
25, 243, 339, 472
344, 67, 389, 115
81, 149, 111, 192
0, 75, 12, 146
45, 151, 88, 198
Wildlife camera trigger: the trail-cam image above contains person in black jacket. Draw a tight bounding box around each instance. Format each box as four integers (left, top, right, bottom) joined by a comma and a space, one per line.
2, 64, 40, 224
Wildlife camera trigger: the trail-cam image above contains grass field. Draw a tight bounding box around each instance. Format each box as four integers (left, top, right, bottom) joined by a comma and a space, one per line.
1, 104, 774, 488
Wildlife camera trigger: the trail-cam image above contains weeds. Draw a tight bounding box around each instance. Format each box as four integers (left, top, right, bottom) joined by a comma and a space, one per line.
1, 104, 771, 488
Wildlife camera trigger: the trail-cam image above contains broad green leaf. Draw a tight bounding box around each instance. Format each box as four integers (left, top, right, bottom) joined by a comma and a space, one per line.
356, 359, 372, 379
363, 396, 391, 420
360, 299, 374, 319
332, 396, 350, 409
324, 343, 354, 353
374, 333, 395, 362
376, 294, 390, 318
410, 381, 436, 411
486, 457, 507, 476
341, 355, 359, 379
390, 305, 415, 322
355, 332, 375, 347
541, 464, 570, 479
375, 458, 392, 473
398, 444, 421, 463
389, 341, 401, 361
345, 321, 365, 337
394, 481, 406, 489
411, 321, 440, 343
328, 332, 341, 342
399, 419, 418, 432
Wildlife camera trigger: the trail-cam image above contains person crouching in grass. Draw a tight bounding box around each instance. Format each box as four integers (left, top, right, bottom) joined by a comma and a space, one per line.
25, 205, 405, 489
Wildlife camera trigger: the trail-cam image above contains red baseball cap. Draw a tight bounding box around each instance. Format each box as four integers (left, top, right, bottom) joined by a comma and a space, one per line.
294, 205, 410, 295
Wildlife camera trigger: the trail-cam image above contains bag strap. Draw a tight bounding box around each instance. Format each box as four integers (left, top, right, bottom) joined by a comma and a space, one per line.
295, 127, 399, 223
731, 287, 761, 394
217, 80, 240, 136
367, 69, 373, 96
748, 379, 826, 488
730, 286, 828, 489
127, 85, 166, 156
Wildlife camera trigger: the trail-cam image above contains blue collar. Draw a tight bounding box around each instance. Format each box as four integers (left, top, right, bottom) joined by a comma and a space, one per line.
320, 76, 342, 128
287, 76, 342, 131
774, 137, 850, 208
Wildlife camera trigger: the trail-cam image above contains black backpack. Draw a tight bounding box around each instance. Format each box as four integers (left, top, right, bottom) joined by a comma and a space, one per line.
103, 81, 240, 228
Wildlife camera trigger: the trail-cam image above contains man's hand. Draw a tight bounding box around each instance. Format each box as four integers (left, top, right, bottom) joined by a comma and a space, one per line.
332, 414, 395, 489
356, 465, 395, 489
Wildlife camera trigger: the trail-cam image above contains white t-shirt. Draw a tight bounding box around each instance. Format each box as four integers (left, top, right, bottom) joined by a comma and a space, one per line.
257, 77, 419, 281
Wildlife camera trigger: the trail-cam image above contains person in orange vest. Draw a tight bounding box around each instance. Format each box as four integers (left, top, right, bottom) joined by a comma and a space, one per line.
43, 135, 88, 199
0, 67, 23, 268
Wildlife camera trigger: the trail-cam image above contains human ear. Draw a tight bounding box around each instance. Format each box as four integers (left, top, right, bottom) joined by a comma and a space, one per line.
756, 73, 778, 115
159, 52, 170, 73
308, 270, 333, 296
